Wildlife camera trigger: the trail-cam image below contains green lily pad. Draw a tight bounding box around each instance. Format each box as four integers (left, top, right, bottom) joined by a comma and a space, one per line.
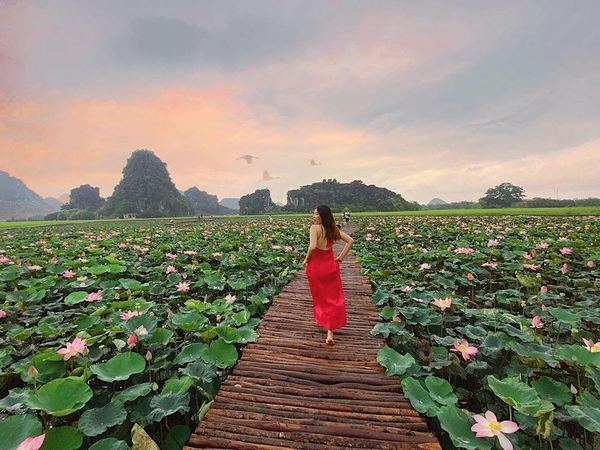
487, 375, 554, 418
400, 377, 439, 416
173, 343, 209, 365
424, 376, 458, 406
147, 392, 190, 422
64, 292, 89, 306
78, 401, 127, 436
377, 347, 416, 376
112, 382, 153, 404
88, 438, 129, 450
200, 338, 238, 369
28, 377, 93, 416
565, 392, 600, 433
0, 414, 42, 450
554, 344, 600, 367
40, 426, 83, 450
532, 377, 572, 406
91, 352, 146, 382
437, 404, 492, 450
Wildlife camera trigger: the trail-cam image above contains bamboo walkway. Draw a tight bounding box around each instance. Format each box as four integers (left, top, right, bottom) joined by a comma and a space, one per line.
185, 225, 442, 450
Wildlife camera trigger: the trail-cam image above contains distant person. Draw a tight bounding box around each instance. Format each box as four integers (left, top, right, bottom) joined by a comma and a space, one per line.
303, 205, 354, 345
343, 211, 351, 226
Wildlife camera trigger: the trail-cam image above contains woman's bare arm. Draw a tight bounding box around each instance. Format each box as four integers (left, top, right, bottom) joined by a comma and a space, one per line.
335, 230, 354, 262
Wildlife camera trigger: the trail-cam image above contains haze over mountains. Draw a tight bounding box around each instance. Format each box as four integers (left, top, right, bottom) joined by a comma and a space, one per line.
0, 171, 62, 220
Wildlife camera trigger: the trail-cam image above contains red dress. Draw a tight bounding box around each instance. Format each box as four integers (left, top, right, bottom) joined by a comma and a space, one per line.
306, 240, 347, 330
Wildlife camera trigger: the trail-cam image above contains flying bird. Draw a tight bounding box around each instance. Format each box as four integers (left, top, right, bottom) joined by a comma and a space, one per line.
236, 154, 259, 164
261, 170, 280, 181
309, 159, 321, 166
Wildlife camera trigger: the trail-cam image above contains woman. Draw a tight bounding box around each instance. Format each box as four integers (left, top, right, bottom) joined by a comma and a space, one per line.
303, 205, 354, 345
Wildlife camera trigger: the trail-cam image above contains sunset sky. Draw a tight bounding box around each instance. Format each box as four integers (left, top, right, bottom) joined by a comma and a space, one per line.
1, 1, 599, 205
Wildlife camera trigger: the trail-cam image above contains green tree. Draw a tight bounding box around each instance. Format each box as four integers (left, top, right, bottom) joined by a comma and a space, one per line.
63, 184, 104, 211
479, 182, 526, 208
98, 149, 190, 218
239, 189, 273, 215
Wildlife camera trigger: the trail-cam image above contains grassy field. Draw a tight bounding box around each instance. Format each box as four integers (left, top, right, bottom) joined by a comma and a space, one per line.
2, 206, 599, 230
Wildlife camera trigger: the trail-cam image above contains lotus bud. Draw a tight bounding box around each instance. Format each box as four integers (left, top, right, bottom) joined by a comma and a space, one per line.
27, 365, 39, 378
570, 384, 578, 395
152, 382, 159, 391
146, 350, 153, 361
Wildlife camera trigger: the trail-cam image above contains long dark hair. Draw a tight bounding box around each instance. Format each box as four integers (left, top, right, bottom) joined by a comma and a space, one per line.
316, 205, 341, 242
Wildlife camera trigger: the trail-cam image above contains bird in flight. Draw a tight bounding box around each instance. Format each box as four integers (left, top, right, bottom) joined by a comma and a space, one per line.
309, 159, 321, 166
236, 154, 259, 164
261, 170, 280, 181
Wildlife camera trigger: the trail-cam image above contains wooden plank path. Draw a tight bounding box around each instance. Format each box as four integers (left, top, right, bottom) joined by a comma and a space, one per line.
185, 225, 442, 450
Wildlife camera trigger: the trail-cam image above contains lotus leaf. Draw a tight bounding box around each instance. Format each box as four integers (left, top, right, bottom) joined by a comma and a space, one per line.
0, 414, 42, 450
171, 311, 206, 332
558, 438, 585, 450
487, 375, 554, 417
40, 426, 83, 450
178, 361, 217, 384
112, 382, 153, 404
6, 289, 44, 304
377, 347, 416, 376
91, 352, 146, 382
78, 401, 127, 436
162, 424, 192, 450
162, 377, 194, 394
173, 343, 209, 365
27, 377, 93, 416
147, 392, 190, 422
0, 387, 31, 414
437, 404, 492, 450
200, 338, 238, 368
149, 328, 174, 345
85, 264, 127, 275
88, 438, 129, 450
532, 377, 573, 406
554, 344, 600, 367
480, 332, 506, 358
547, 307, 581, 326
235, 326, 260, 344
586, 366, 600, 392
131, 423, 160, 450
507, 341, 558, 368
64, 292, 89, 306
424, 376, 457, 406
565, 392, 600, 433
118, 278, 144, 290
231, 310, 251, 326
402, 377, 440, 417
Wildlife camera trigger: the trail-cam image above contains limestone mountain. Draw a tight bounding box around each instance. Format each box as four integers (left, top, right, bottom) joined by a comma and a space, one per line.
0, 170, 59, 220
98, 150, 190, 218
184, 187, 236, 215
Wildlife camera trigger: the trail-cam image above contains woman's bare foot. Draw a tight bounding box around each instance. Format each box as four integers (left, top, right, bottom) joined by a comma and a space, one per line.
326, 331, 335, 345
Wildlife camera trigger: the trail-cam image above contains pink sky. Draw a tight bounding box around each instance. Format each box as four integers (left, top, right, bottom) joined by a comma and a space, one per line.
1, 1, 599, 205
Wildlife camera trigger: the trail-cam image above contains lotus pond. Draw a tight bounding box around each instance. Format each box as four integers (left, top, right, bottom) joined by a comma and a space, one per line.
0, 218, 307, 450
352, 214, 600, 450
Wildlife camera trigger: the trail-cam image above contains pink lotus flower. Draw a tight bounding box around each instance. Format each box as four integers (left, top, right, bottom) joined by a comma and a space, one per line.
540, 285, 548, 294
538, 242, 550, 249
62, 269, 76, 279
471, 410, 519, 450
466, 273, 475, 281
450, 339, 478, 360
176, 281, 190, 292
530, 315, 543, 328
454, 247, 475, 254
120, 310, 142, 320
420, 263, 431, 270
487, 239, 499, 247
183, 250, 197, 255
559, 247, 573, 255
0, 309, 6, 318
432, 297, 452, 311
583, 338, 600, 353
165, 265, 177, 275
28, 265, 43, 271
17, 434, 46, 450
85, 290, 103, 302
587, 260, 595, 268
57, 337, 89, 361
165, 252, 177, 259
522, 264, 538, 271
127, 333, 138, 347
284, 245, 293, 252
560, 263, 568, 274
481, 262, 497, 270
224, 294, 237, 305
